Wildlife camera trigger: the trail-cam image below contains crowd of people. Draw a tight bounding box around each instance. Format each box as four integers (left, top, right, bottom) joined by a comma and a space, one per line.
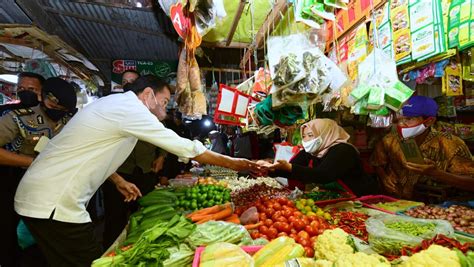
0, 71, 473, 267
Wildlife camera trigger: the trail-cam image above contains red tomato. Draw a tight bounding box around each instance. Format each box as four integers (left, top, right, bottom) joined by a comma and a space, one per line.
273, 222, 283, 231
293, 211, 303, 218
282, 209, 292, 218
276, 216, 287, 223
304, 246, 315, 258
273, 203, 282, 211
305, 225, 318, 236
260, 234, 269, 240
256, 204, 265, 212
266, 203, 274, 209
293, 219, 306, 231
298, 238, 310, 247
280, 222, 291, 233
317, 228, 325, 235
264, 219, 273, 227
277, 198, 288, 205
310, 236, 318, 244
287, 201, 296, 208
265, 208, 275, 218
310, 220, 320, 229
288, 216, 297, 224
307, 215, 318, 222
271, 211, 282, 221
259, 213, 267, 221
297, 230, 310, 240
302, 216, 310, 225
278, 232, 288, 237
267, 227, 278, 239
289, 233, 298, 240
290, 228, 298, 234
259, 225, 269, 235
250, 231, 260, 239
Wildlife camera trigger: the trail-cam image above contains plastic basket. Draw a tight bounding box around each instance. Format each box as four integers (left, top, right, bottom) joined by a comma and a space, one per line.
357, 195, 399, 214
192, 245, 262, 267
311, 180, 357, 207
169, 178, 197, 188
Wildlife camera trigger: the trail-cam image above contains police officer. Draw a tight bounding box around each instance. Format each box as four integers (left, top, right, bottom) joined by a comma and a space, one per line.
0, 77, 77, 267
0, 72, 45, 116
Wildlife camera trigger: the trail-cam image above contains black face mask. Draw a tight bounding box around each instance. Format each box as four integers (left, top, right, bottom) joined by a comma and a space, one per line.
41, 104, 66, 122
18, 90, 39, 108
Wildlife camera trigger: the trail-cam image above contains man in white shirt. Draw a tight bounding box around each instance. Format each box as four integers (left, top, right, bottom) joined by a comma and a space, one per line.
14, 75, 260, 266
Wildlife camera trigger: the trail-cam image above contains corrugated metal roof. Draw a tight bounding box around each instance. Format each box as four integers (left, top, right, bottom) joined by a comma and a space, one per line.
44, 0, 179, 81
0, 0, 31, 24
0, 0, 179, 82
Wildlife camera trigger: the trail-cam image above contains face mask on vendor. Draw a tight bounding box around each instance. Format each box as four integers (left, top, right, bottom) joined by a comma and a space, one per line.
302, 127, 323, 154
302, 137, 323, 154
145, 89, 169, 121
396, 116, 432, 139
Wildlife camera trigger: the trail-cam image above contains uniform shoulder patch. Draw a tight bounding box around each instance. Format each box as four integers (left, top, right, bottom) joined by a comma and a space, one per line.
12, 108, 34, 116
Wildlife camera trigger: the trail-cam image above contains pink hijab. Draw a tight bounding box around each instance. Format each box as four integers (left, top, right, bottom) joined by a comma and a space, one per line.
300, 119, 357, 158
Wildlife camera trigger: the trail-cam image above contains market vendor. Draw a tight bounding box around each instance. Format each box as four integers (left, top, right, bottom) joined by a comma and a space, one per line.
267, 118, 378, 196
14, 75, 262, 267
371, 95, 474, 199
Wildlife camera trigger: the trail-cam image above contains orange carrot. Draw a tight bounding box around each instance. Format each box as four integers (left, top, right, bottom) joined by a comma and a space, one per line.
244, 222, 262, 230
223, 214, 240, 224
188, 203, 232, 222
195, 205, 234, 224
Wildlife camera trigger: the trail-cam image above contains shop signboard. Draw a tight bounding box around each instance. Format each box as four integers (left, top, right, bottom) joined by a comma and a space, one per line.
111, 60, 177, 92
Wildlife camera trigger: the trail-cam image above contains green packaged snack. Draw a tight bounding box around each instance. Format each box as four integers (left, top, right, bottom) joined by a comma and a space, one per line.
370, 106, 390, 116
352, 96, 369, 115
384, 81, 414, 111
367, 86, 385, 110
350, 83, 372, 101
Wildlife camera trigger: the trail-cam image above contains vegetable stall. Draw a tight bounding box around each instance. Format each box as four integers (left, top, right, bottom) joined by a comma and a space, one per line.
96, 0, 474, 265
91, 177, 474, 266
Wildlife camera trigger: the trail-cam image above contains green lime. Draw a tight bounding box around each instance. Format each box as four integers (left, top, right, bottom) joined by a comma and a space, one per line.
191, 193, 198, 199
209, 200, 215, 206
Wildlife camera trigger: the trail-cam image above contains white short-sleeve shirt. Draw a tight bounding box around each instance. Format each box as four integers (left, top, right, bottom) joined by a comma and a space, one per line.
15, 91, 206, 223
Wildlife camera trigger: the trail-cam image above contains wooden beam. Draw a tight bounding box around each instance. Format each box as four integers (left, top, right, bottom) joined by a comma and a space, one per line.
43, 7, 168, 38
226, 0, 247, 46
201, 41, 249, 49
15, 0, 90, 58
240, 0, 289, 68
71, 0, 154, 11
201, 67, 253, 74
0, 36, 38, 47
0, 46, 26, 62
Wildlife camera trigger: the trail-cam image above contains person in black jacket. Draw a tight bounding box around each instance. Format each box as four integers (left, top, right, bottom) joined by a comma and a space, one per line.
269, 119, 378, 196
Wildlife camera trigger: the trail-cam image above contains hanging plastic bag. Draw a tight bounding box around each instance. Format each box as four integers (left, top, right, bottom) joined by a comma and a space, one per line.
366, 213, 454, 255
252, 67, 273, 97
239, 207, 259, 225
194, 0, 227, 36
177, 48, 189, 94
188, 55, 202, 92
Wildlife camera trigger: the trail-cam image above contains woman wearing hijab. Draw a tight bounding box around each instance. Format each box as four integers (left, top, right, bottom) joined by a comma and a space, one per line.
269, 119, 378, 196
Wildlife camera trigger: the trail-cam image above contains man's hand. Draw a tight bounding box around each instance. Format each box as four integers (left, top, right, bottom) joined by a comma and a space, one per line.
116, 180, 142, 202
152, 155, 165, 173
228, 158, 262, 172
404, 158, 437, 175
108, 172, 142, 202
